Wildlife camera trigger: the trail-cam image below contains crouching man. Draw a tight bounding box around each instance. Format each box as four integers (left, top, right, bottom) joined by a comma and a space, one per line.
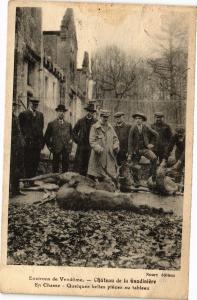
162, 125, 185, 184
127, 112, 158, 186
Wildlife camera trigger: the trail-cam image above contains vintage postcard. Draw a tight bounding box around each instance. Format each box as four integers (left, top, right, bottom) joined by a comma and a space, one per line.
0, 1, 196, 299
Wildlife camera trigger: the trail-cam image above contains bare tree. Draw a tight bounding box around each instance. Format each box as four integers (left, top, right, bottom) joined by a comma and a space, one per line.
146, 13, 188, 101
91, 45, 138, 99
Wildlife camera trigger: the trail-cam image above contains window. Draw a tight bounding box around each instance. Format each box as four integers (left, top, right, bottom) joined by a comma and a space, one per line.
44, 76, 48, 100
27, 61, 34, 86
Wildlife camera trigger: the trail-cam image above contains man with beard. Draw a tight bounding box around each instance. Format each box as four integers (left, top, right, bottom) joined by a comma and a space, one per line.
151, 112, 172, 163
73, 102, 97, 176
44, 104, 72, 173
19, 97, 44, 178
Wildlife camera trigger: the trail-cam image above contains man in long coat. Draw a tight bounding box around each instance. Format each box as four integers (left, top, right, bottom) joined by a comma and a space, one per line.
44, 104, 72, 173
19, 97, 44, 178
72, 103, 97, 175
88, 110, 119, 180
128, 112, 158, 183
151, 112, 172, 163
10, 100, 25, 196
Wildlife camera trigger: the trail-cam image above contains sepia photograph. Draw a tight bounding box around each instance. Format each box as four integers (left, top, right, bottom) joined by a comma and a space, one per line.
3, 0, 194, 276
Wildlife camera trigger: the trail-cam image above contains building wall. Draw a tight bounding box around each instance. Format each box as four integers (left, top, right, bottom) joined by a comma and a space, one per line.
43, 9, 78, 104
43, 32, 59, 64
15, 7, 42, 56
69, 96, 83, 126
13, 7, 42, 111
42, 68, 61, 131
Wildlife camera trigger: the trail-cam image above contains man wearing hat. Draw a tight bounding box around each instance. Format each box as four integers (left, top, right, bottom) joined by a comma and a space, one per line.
72, 102, 97, 176
151, 112, 172, 163
128, 112, 159, 184
113, 112, 131, 166
19, 97, 44, 178
44, 104, 72, 173
88, 110, 119, 180
10, 100, 25, 196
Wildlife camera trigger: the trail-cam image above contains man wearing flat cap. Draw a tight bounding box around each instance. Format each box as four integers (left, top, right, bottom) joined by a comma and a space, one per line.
19, 97, 44, 178
113, 112, 131, 166
72, 102, 97, 176
88, 109, 119, 180
44, 104, 72, 173
128, 112, 159, 183
151, 112, 172, 163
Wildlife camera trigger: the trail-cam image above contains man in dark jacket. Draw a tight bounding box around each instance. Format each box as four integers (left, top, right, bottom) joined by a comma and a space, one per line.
164, 126, 185, 170
128, 112, 158, 183
114, 112, 131, 166
113, 112, 132, 190
73, 103, 97, 176
151, 112, 172, 162
10, 100, 25, 196
44, 104, 72, 173
19, 97, 44, 178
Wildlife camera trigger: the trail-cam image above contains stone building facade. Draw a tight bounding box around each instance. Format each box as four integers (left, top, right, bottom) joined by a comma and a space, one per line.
13, 7, 65, 124
13, 7, 42, 110
13, 7, 93, 127
42, 56, 65, 131
43, 9, 92, 125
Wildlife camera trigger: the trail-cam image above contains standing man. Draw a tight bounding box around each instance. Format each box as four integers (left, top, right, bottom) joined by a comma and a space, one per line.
72, 103, 97, 176
113, 112, 131, 166
19, 97, 44, 178
128, 112, 158, 184
10, 100, 25, 196
151, 112, 172, 163
44, 104, 72, 173
88, 110, 119, 181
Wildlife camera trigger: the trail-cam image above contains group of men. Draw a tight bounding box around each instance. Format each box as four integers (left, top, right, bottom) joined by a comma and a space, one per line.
10, 96, 185, 196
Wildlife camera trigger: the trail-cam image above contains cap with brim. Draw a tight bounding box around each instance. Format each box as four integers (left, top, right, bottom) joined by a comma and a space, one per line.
29, 97, 39, 103
154, 112, 164, 117
114, 112, 125, 118
132, 112, 147, 121
84, 103, 96, 112
55, 104, 68, 112
100, 109, 110, 117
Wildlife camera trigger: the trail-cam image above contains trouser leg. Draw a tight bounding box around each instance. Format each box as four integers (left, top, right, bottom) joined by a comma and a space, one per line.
10, 157, 20, 195
31, 148, 41, 177
76, 148, 91, 176
140, 149, 157, 180
53, 153, 60, 173
24, 146, 37, 178
131, 154, 141, 184
62, 149, 69, 173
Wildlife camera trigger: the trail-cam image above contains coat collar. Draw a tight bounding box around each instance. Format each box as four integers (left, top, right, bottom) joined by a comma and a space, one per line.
115, 121, 126, 127
95, 120, 113, 132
